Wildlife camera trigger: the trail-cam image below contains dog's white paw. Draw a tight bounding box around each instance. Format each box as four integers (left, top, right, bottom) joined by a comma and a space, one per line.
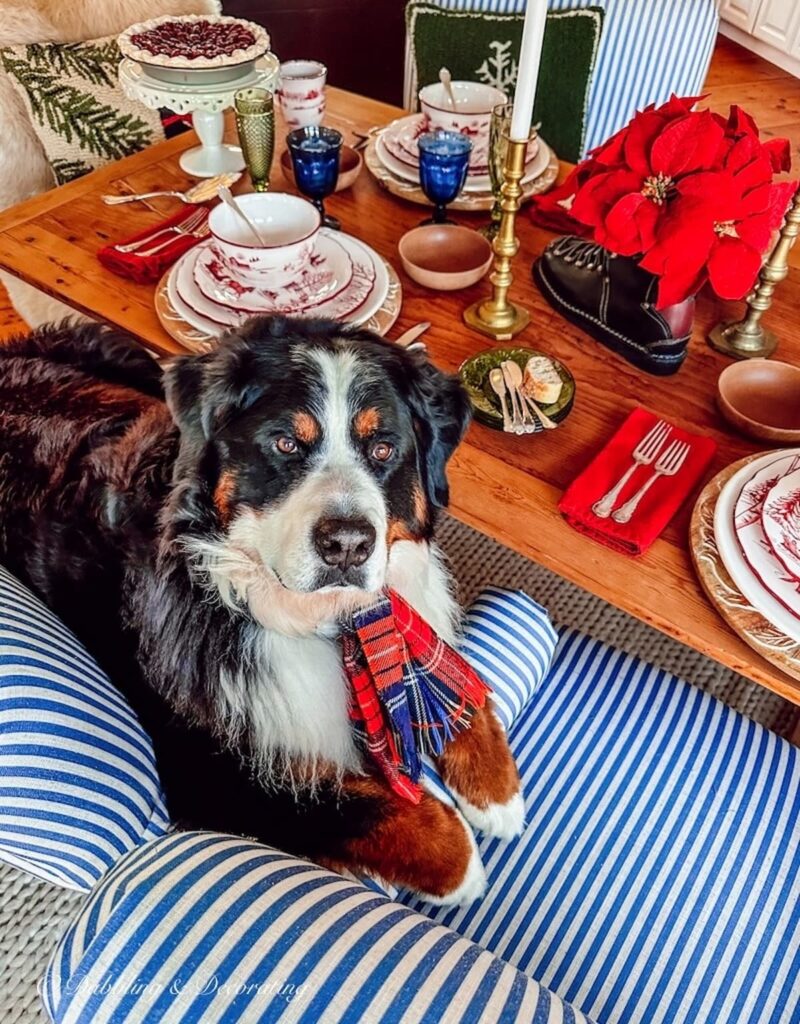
419, 810, 487, 907
452, 788, 526, 841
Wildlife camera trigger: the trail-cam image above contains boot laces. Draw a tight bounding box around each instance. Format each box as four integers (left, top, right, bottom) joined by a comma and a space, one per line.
552, 237, 608, 272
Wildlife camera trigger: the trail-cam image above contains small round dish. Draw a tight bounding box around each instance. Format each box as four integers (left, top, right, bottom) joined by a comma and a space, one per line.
397, 224, 492, 291
717, 359, 800, 443
280, 145, 363, 193
459, 347, 575, 431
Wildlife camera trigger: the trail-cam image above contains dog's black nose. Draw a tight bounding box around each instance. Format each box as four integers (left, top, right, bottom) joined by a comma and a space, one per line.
313, 517, 376, 571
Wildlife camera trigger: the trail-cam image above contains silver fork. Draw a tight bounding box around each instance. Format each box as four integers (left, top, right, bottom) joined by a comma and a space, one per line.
135, 213, 210, 257
592, 419, 671, 519
114, 208, 208, 254
611, 439, 690, 523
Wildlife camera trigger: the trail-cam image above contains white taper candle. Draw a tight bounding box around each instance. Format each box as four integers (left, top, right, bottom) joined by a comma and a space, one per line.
509, 0, 548, 141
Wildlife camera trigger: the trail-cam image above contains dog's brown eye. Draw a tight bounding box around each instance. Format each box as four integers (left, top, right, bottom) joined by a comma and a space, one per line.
371, 441, 394, 462
275, 436, 297, 455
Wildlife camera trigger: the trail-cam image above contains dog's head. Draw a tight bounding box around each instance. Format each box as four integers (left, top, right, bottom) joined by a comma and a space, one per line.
164, 317, 470, 617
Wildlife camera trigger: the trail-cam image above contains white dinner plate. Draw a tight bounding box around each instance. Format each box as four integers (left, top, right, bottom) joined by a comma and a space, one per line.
375, 129, 546, 193
761, 465, 800, 584
714, 450, 800, 642
193, 232, 354, 315
168, 230, 389, 334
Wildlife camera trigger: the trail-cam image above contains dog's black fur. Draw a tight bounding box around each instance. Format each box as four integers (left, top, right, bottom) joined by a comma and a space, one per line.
0, 316, 475, 876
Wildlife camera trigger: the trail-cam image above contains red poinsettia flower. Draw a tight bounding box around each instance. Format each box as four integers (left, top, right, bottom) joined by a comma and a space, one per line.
639, 164, 797, 307
569, 107, 725, 255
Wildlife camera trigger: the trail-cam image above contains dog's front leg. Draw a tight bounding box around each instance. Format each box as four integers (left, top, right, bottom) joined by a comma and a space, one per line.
315, 774, 486, 906
435, 703, 525, 841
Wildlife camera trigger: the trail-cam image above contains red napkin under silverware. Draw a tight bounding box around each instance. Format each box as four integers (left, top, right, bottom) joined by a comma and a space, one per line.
558, 407, 717, 556
97, 205, 208, 284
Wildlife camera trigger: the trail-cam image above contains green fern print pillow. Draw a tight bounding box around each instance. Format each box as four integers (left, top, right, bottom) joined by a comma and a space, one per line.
0, 37, 163, 185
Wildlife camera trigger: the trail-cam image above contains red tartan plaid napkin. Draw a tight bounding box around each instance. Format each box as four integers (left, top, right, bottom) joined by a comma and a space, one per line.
558, 407, 717, 557
343, 590, 489, 803
97, 205, 208, 284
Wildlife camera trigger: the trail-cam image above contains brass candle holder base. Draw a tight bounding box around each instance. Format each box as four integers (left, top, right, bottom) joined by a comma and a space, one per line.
463, 134, 532, 342
708, 184, 800, 360
708, 321, 778, 360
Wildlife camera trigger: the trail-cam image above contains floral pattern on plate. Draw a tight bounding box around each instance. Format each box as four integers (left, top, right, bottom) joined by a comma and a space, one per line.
381, 113, 537, 174
168, 230, 389, 335
762, 466, 800, 584
725, 450, 800, 632
194, 232, 354, 314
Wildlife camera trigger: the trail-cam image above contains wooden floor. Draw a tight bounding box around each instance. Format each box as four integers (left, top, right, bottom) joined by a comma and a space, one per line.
1, 35, 798, 336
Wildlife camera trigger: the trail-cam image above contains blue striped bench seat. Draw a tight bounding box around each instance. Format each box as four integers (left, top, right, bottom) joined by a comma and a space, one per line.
2, 567, 799, 1022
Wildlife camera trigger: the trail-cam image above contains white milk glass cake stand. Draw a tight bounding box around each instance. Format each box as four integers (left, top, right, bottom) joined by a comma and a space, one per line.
119, 54, 279, 178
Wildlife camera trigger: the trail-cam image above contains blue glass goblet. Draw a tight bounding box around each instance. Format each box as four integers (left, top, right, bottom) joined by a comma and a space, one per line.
286, 125, 343, 230
417, 130, 472, 225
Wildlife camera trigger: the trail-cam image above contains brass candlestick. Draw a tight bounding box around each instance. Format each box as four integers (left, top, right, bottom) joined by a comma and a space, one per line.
464, 135, 531, 341
708, 185, 800, 359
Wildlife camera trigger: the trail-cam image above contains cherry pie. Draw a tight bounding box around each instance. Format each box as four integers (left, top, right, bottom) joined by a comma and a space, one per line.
118, 14, 270, 70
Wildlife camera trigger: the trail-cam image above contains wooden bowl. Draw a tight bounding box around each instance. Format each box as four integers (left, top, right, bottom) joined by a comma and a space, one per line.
280, 145, 363, 193
397, 224, 493, 291
717, 359, 800, 443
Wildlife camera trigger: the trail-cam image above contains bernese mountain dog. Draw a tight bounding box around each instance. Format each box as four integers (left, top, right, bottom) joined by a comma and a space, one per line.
0, 316, 523, 904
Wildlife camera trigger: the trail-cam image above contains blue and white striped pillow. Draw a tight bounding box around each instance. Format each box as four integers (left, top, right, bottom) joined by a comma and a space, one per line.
43, 831, 597, 1024
0, 568, 169, 890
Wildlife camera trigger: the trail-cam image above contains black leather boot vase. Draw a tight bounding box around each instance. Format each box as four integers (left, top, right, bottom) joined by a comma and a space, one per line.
533, 237, 695, 376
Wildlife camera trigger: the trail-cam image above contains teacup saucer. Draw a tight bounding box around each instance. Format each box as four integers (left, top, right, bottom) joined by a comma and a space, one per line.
194, 232, 354, 314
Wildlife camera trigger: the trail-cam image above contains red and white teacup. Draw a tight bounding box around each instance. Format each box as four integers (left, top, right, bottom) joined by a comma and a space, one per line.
277, 60, 327, 130
419, 81, 507, 168
208, 193, 321, 285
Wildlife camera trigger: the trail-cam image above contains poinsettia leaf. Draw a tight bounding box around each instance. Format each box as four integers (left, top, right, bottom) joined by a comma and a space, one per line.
724, 134, 760, 175
654, 261, 708, 308
727, 105, 759, 139
678, 171, 740, 216
707, 237, 762, 299
762, 136, 792, 173
733, 152, 774, 194
649, 112, 724, 176
736, 211, 775, 252
624, 110, 669, 177
602, 193, 653, 255
659, 94, 706, 117
571, 169, 642, 226
591, 126, 629, 166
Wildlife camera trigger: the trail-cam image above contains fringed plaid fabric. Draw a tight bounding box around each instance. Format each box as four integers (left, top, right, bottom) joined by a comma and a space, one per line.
342, 590, 490, 802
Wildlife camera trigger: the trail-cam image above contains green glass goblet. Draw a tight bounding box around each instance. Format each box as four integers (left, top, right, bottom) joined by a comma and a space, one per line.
234, 87, 275, 193
482, 102, 513, 241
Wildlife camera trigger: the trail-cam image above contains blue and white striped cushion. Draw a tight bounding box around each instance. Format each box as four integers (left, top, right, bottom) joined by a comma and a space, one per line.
403, 628, 800, 1024
0, 568, 169, 891
43, 831, 597, 1024
404, 0, 719, 156
461, 586, 557, 731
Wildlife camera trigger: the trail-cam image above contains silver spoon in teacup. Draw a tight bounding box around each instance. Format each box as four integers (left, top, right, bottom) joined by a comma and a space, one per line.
217, 186, 266, 246
439, 67, 457, 110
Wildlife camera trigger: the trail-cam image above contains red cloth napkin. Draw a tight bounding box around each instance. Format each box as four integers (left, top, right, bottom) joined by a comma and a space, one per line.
558, 407, 717, 556
97, 205, 208, 284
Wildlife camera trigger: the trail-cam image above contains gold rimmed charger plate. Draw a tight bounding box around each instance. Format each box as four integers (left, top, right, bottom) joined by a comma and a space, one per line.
690, 452, 800, 683
155, 256, 403, 354
364, 134, 559, 212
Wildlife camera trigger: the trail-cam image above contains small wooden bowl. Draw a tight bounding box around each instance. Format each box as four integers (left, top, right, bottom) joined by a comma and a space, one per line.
397, 224, 493, 291
280, 145, 363, 193
717, 359, 800, 443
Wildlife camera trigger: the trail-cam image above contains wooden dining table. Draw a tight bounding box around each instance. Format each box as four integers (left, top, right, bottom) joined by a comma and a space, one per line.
0, 86, 798, 707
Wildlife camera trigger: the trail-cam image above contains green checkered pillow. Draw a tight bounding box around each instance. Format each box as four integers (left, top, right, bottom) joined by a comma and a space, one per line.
0, 37, 163, 185
406, 2, 604, 163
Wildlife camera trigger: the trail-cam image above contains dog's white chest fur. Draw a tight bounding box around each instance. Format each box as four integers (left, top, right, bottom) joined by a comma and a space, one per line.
220, 539, 458, 782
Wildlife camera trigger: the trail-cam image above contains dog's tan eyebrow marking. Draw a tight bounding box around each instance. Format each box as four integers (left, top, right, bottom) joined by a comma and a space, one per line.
292, 411, 320, 444
412, 483, 429, 526
213, 471, 236, 526
354, 407, 380, 438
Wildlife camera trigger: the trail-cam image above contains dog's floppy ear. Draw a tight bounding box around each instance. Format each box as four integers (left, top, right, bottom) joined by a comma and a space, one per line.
405, 350, 472, 509
164, 343, 265, 442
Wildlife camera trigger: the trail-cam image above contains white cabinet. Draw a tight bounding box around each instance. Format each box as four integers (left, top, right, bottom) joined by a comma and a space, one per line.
719, 0, 800, 77
718, 0, 762, 33
753, 0, 800, 51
